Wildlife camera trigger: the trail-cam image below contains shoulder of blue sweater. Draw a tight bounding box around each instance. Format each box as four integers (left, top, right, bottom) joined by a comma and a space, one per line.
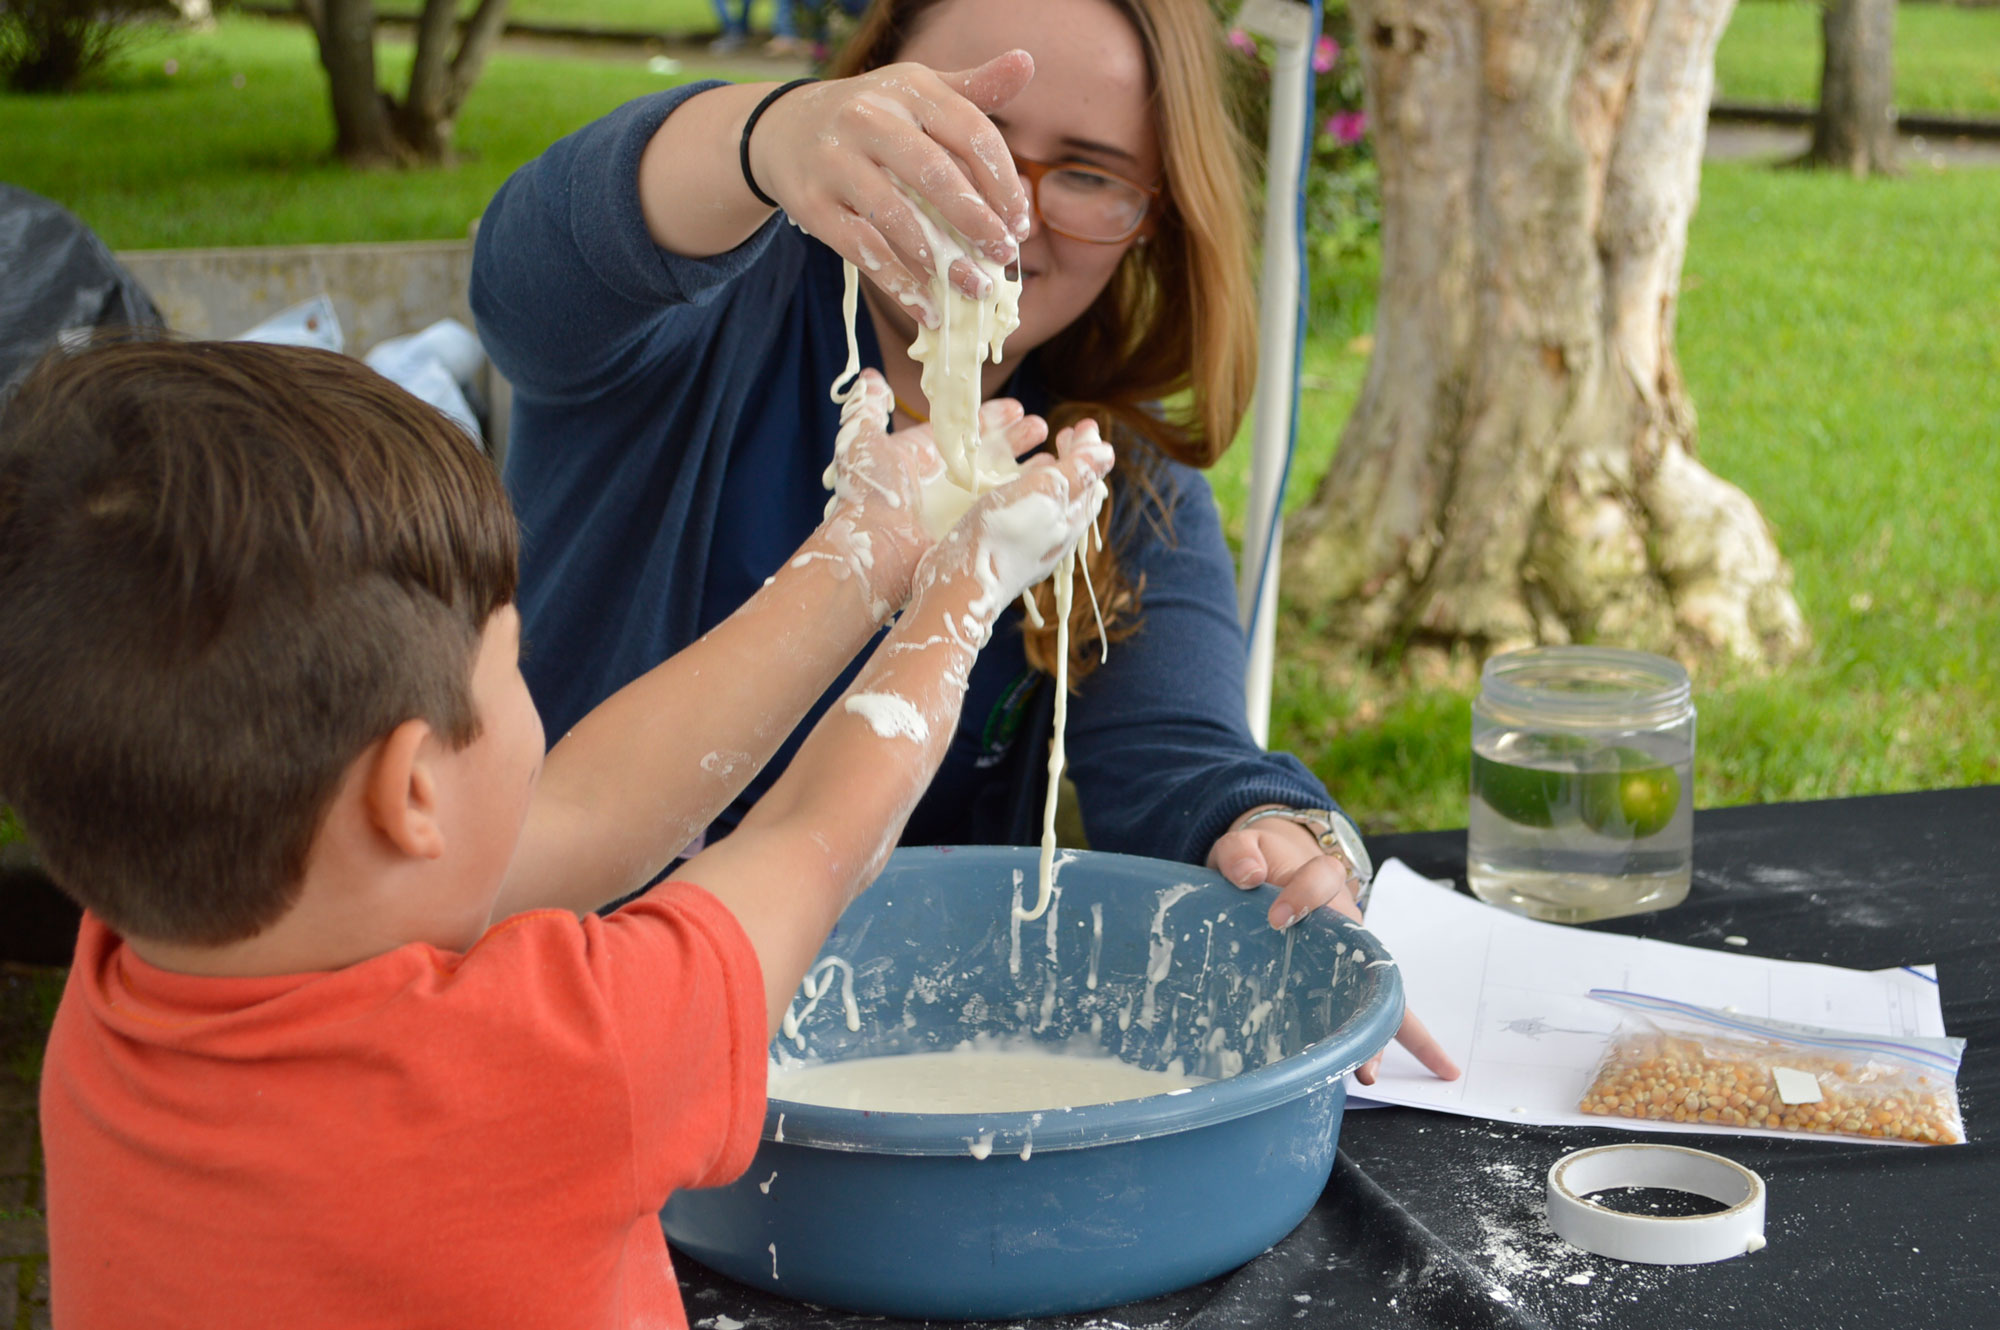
1109, 446, 1223, 544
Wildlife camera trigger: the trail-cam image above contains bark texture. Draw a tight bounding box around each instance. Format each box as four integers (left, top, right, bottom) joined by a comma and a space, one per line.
1287, 0, 1809, 665
1808, 0, 1898, 175
302, 0, 511, 166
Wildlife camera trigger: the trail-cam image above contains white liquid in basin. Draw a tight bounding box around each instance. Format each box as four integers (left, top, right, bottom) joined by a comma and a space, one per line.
769, 1047, 1207, 1115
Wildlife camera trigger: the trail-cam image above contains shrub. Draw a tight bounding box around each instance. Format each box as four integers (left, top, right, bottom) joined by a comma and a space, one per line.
1, 0, 177, 93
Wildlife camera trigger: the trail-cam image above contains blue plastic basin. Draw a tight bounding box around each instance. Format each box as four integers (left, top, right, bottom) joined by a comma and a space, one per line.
661, 846, 1403, 1320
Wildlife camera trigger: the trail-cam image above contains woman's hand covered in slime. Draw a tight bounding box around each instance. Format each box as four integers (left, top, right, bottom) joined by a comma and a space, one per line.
745, 52, 1037, 321
823, 370, 1050, 617
1208, 815, 1461, 1086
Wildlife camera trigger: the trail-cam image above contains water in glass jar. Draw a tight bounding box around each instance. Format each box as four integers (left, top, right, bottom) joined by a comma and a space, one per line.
1467, 728, 1693, 923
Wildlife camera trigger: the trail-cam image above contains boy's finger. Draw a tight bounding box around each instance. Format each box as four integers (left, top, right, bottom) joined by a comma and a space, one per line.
1060, 446, 1112, 488
1055, 418, 1107, 465
976, 397, 1025, 433
996, 417, 1049, 460
843, 368, 892, 414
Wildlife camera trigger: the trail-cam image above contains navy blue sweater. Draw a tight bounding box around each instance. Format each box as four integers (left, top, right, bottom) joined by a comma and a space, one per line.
471, 85, 1336, 867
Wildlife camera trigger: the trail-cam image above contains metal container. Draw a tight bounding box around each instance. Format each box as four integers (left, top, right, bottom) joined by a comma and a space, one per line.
1468, 646, 1696, 923
661, 846, 1404, 1320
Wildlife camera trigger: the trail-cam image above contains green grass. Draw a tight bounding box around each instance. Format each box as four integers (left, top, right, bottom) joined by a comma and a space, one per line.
1, 964, 65, 1088
0, 17, 710, 249
4, 20, 1995, 836
1208, 160, 2000, 833
1672, 163, 2000, 796
1715, 0, 2000, 116
365, 0, 790, 38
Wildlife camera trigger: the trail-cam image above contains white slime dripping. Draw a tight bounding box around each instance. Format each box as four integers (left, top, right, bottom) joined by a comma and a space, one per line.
827, 195, 1105, 927
780, 956, 860, 1050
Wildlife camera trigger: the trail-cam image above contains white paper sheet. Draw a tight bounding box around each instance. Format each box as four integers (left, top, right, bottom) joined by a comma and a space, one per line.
1348, 859, 1950, 1143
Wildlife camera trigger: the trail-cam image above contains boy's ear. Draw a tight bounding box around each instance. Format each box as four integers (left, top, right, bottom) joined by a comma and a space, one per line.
363, 719, 447, 861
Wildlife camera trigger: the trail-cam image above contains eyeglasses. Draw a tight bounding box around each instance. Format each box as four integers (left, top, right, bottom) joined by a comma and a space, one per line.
1011, 154, 1159, 245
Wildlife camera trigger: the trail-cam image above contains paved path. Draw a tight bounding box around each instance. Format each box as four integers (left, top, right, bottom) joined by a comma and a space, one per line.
1706, 120, 2000, 168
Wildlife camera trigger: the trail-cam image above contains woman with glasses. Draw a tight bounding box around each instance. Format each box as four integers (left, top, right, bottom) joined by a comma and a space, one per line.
472, 0, 1454, 1081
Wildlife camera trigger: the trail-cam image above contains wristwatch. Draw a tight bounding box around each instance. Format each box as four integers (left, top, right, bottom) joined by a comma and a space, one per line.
1234, 807, 1375, 911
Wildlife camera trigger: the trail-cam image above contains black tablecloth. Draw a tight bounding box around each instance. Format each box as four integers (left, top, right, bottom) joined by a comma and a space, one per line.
675, 788, 1999, 1328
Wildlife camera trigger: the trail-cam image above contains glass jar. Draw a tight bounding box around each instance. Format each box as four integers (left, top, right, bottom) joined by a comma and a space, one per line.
1467, 646, 1695, 923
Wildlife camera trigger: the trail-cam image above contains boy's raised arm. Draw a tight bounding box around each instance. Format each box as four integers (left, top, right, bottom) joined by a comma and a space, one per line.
675, 426, 1114, 1035
493, 374, 1046, 920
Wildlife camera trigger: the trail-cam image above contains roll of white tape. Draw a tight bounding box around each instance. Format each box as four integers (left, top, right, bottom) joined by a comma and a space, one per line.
1546, 1144, 1767, 1265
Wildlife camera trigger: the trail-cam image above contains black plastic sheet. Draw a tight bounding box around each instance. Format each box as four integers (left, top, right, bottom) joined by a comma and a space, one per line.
0, 184, 162, 401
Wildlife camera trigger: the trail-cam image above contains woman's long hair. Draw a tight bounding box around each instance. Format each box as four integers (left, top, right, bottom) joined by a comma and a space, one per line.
831, 0, 1259, 683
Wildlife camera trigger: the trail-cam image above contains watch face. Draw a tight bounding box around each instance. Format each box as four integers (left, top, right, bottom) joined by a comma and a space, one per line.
1332, 817, 1372, 882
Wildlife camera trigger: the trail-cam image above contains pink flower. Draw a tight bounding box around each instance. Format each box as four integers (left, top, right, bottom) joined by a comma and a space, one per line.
1326, 110, 1369, 145
1313, 36, 1340, 74
1228, 27, 1259, 58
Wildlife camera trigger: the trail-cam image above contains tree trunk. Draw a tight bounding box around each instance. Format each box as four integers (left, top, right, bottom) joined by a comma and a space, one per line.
309, 0, 513, 167
1286, 0, 1809, 666
311, 0, 407, 167
1808, 0, 1897, 175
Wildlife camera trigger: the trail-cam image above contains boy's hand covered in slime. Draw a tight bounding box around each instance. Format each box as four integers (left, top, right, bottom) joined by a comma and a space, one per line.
835, 420, 1110, 775
916, 421, 1112, 632
745, 53, 1038, 320
821, 369, 1051, 621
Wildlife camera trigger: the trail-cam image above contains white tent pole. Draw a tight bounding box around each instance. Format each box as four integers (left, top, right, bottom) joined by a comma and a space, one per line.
1235, 0, 1314, 749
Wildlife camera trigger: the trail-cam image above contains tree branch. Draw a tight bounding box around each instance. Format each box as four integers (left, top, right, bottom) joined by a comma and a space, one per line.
403, 0, 458, 126
295, 0, 327, 44
445, 0, 512, 118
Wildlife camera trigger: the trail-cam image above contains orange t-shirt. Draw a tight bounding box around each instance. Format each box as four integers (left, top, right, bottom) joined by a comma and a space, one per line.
40, 882, 766, 1330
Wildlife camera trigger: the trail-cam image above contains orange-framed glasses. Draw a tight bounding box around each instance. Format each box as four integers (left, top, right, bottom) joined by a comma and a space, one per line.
1011, 154, 1160, 245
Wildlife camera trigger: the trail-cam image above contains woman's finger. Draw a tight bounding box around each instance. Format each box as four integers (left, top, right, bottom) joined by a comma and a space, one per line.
922, 53, 1036, 236
1392, 1009, 1461, 1080
811, 207, 939, 328
932, 48, 1036, 115
1270, 852, 1362, 930
1352, 1012, 1459, 1087
842, 171, 993, 301
1208, 829, 1269, 889
853, 100, 1020, 267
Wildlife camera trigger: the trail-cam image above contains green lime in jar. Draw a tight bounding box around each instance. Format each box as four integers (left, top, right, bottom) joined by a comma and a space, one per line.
1580, 746, 1684, 841
1468, 647, 1695, 924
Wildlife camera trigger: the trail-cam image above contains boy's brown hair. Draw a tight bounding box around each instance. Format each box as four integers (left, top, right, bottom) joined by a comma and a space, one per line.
0, 337, 518, 945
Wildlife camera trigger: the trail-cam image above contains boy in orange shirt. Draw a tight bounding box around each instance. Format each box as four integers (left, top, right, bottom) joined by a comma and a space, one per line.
0, 338, 1111, 1329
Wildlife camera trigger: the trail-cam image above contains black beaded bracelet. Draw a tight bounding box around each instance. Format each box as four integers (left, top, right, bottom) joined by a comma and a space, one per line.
739, 77, 819, 210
